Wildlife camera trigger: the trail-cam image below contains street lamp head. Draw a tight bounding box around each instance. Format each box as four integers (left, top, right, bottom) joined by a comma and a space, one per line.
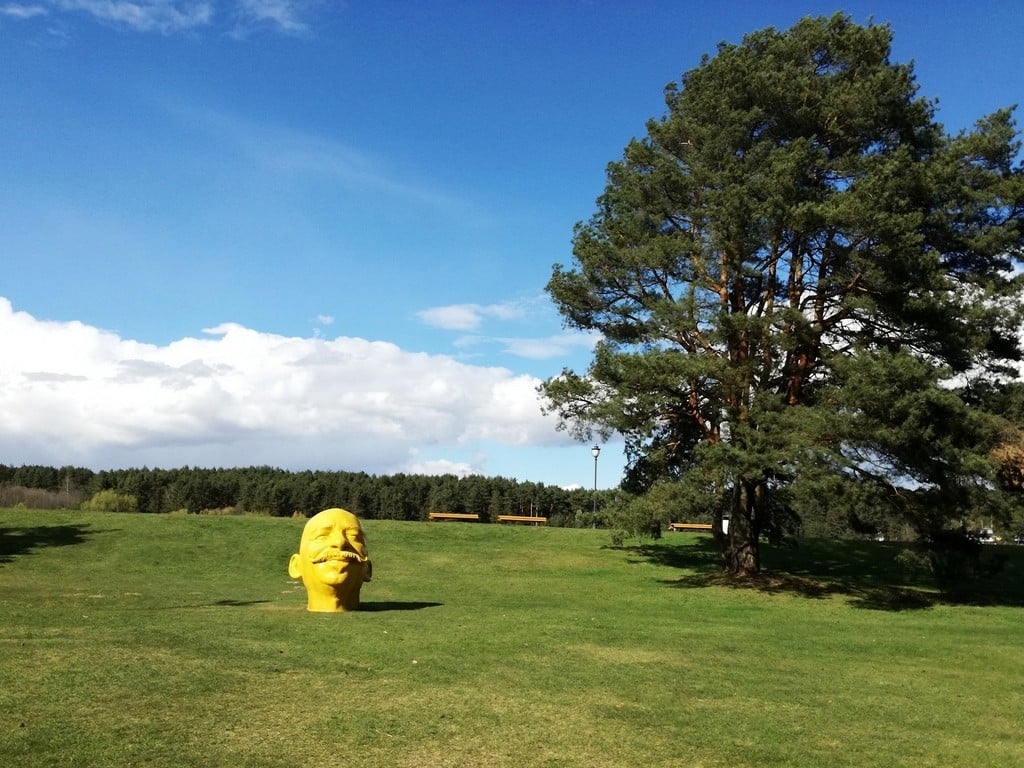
591, 445, 601, 459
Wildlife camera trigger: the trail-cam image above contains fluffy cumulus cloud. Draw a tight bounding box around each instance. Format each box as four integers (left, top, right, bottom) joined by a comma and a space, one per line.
0, 299, 571, 474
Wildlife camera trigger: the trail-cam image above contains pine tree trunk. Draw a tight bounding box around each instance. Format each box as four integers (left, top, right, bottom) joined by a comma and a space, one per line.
721, 481, 761, 577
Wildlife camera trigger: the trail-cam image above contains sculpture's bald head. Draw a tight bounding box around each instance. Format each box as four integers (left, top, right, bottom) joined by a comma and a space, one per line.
288, 508, 371, 612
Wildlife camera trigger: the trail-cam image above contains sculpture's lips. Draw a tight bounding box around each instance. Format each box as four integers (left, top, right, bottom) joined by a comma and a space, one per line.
313, 550, 366, 564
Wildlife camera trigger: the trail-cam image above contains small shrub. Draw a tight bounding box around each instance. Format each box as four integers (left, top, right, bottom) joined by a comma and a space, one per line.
608, 529, 627, 548
81, 490, 139, 514
603, 485, 674, 540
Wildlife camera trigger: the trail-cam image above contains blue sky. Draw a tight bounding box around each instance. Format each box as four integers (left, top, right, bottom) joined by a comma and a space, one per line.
1, 1, 1021, 490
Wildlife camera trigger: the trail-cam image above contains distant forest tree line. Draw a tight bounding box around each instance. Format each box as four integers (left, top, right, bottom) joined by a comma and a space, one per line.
6, 461, 1013, 540
0, 463, 604, 526
5, 460, 1020, 541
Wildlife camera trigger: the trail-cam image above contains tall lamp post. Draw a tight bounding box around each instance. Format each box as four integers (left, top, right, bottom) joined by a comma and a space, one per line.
591, 445, 601, 516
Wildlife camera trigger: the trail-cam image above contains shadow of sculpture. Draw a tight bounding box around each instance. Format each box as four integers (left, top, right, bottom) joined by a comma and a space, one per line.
356, 601, 443, 612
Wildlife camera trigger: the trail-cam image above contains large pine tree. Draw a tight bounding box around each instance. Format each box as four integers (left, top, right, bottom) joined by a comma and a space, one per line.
541, 14, 1024, 575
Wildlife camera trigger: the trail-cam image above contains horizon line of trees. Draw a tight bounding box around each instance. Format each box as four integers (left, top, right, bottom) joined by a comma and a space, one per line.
0, 463, 605, 526
2, 461, 1017, 541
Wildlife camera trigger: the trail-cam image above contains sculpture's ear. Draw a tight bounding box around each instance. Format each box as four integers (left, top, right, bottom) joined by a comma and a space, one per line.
364, 560, 372, 582
288, 553, 302, 579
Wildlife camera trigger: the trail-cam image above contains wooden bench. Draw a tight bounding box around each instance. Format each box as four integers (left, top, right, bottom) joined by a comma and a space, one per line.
427, 512, 480, 522
667, 522, 713, 532
497, 515, 548, 526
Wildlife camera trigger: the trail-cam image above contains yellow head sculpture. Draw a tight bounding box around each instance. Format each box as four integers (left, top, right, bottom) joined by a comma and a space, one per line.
288, 508, 371, 612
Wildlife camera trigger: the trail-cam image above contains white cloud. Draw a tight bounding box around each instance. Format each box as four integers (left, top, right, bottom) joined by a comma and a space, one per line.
10, 1, 318, 36
56, 1, 214, 34
406, 458, 477, 478
233, 0, 309, 35
498, 331, 600, 360
417, 300, 529, 332
0, 298, 572, 474
165, 102, 474, 216
417, 297, 601, 360
449, 328, 600, 361
1, 3, 48, 18
417, 304, 486, 331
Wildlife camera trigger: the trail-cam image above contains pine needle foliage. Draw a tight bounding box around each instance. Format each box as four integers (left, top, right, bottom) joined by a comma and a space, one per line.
542, 14, 1024, 575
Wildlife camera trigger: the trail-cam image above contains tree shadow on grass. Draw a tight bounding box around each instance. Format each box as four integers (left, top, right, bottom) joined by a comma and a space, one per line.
663, 567, 940, 611
626, 536, 1024, 611
0, 522, 96, 564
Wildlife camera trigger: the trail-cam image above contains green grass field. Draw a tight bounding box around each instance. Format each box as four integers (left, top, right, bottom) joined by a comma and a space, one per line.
2, 509, 1022, 767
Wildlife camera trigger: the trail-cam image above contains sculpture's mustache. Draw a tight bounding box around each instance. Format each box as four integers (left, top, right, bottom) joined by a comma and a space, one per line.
312, 549, 367, 564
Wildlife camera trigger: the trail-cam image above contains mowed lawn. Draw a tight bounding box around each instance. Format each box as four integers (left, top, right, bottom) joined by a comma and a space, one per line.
1, 510, 1022, 768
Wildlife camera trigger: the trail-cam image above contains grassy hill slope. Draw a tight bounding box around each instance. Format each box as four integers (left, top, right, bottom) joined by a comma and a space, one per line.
1, 510, 1021, 767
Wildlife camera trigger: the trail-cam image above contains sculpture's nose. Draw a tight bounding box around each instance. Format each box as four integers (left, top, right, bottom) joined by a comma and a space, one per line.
325, 527, 345, 548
